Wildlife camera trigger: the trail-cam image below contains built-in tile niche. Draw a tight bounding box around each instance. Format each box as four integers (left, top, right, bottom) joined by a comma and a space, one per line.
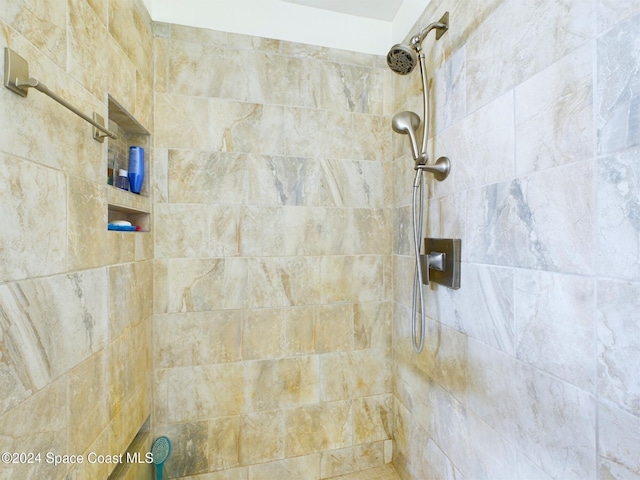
107, 95, 151, 232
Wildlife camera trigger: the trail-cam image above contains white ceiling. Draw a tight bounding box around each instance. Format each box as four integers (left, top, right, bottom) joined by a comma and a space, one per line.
142, 0, 429, 55
281, 0, 404, 21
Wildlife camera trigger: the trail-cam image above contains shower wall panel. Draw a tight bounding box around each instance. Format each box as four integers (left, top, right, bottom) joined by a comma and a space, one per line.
152, 24, 395, 479
0, 0, 155, 478
391, 0, 640, 479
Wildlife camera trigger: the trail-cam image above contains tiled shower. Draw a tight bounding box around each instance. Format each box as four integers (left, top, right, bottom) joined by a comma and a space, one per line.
0, 0, 638, 479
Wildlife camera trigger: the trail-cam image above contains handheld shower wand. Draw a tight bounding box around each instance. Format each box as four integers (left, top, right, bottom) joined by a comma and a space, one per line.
387, 12, 450, 353
392, 111, 423, 163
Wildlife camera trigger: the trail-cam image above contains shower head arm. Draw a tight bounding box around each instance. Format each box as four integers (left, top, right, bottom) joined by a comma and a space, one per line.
411, 12, 449, 49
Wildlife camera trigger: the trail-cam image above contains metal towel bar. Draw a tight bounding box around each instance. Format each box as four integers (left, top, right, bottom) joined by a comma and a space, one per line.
3, 48, 117, 142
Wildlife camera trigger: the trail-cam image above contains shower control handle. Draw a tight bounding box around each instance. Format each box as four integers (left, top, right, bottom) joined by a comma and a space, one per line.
420, 238, 461, 289
419, 252, 445, 286
427, 252, 445, 272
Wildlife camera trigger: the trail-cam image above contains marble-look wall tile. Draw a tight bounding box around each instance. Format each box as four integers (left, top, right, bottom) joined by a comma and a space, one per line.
0, 0, 66, 67
282, 207, 350, 256
155, 204, 240, 258
246, 356, 319, 412
352, 395, 393, 444
468, 339, 596, 480
433, 192, 467, 259
208, 416, 240, 471
319, 63, 384, 115
428, 263, 515, 355
155, 313, 210, 368
320, 441, 385, 478
107, 44, 138, 128
210, 100, 284, 155
1, 1, 154, 478
393, 398, 461, 480
246, 156, 320, 207
598, 399, 640, 479
320, 255, 387, 304
167, 150, 247, 205
169, 39, 242, 100
318, 160, 386, 209
598, 0, 640, 33
108, 0, 153, 82
0, 269, 107, 398
0, 376, 68, 479
0, 153, 67, 282
432, 46, 466, 134
160, 258, 248, 312
414, 320, 468, 401
165, 364, 246, 423
154, 35, 170, 93
68, 351, 109, 454
157, 421, 210, 478
242, 309, 285, 360
249, 256, 322, 307
240, 206, 286, 256
354, 302, 391, 350
153, 147, 169, 203
392, 205, 411, 257
285, 401, 352, 457
392, 254, 416, 310
314, 304, 354, 353
461, 410, 518, 479
597, 280, 640, 414
239, 410, 284, 465
262, 55, 321, 109
597, 12, 640, 155
248, 454, 320, 480
154, 94, 209, 149
134, 68, 155, 131
0, 35, 104, 181
320, 349, 391, 402
433, 91, 515, 197
170, 23, 227, 46
109, 261, 152, 338
515, 43, 594, 175
466, 0, 593, 111
153, 21, 392, 478
68, 177, 108, 270
597, 149, 640, 280
284, 307, 316, 356
515, 270, 595, 391
284, 107, 353, 159
352, 114, 392, 161
68, 0, 109, 98
466, 161, 593, 274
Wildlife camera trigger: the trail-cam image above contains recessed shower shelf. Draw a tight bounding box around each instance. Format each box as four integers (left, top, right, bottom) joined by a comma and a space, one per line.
107, 187, 150, 232
106, 96, 151, 232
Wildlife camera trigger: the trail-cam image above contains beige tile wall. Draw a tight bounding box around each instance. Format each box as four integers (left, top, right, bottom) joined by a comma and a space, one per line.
3, 0, 639, 479
392, 0, 640, 479
0, 0, 154, 478
152, 23, 394, 479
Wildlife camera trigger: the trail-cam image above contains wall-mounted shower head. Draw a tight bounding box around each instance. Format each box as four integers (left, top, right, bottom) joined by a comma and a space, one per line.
392, 111, 421, 161
386, 11, 449, 76
387, 44, 417, 75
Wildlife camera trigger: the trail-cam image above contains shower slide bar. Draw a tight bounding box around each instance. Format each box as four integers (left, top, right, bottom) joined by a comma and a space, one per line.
3, 48, 117, 142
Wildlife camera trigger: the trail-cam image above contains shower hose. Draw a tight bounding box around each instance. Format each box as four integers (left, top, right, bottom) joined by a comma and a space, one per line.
412, 167, 426, 353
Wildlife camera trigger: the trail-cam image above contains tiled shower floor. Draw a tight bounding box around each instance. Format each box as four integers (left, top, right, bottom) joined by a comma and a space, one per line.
326, 464, 401, 480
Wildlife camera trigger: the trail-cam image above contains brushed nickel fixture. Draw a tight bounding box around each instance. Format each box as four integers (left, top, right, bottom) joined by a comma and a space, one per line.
3, 48, 116, 142
421, 238, 461, 289
387, 12, 457, 353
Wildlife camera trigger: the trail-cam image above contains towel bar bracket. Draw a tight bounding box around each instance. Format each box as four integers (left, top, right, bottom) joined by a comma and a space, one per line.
3, 47, 117, 141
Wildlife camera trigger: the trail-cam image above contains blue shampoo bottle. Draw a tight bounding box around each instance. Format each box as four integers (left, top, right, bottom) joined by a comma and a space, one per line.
128, 146, 145, 194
